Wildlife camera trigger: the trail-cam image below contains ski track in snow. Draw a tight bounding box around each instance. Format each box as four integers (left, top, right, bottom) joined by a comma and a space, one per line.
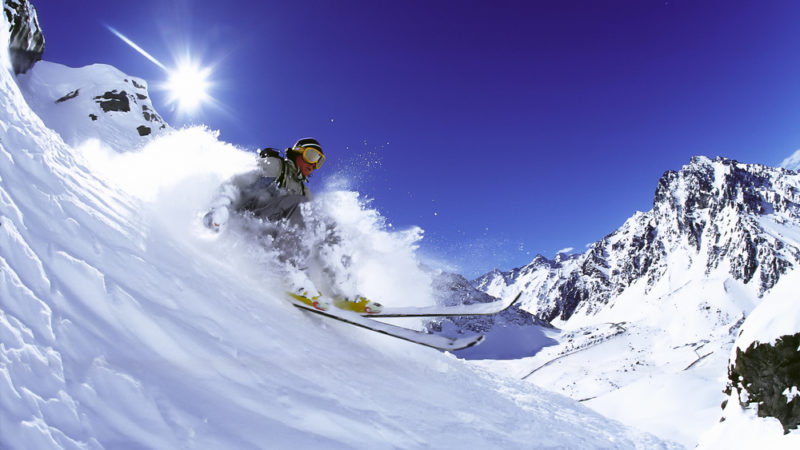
0, 32, 677, 450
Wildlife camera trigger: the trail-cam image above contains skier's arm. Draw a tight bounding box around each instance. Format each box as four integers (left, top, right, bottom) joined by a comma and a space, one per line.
203, 156, 285, 231
258, 155, 283, 179
203, 171, 259, 231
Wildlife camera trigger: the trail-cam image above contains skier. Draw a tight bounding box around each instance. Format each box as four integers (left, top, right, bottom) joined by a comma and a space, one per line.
203, 138, 381, 313
203, 137, 323, 231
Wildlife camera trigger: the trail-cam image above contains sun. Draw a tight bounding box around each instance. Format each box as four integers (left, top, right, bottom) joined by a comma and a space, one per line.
105, 26, 217, 116
165, 61, 211, 113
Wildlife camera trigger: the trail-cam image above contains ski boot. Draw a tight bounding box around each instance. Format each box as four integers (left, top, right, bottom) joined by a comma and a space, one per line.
288, 289, 330, 311
333, 295, 383, 315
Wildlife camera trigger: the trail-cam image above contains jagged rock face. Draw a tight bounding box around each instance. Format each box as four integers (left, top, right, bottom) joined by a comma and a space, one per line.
85, 82, 167, 134
4, 0, 44, 74
653, 157, 800, 292
476, 157, 800, 323
725, 333, 800, 434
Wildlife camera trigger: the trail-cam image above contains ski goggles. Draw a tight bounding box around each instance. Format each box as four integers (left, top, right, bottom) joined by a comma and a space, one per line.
295, 145, 325, 168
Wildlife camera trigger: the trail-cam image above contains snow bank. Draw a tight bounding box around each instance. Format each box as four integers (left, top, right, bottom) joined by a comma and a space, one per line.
734, 269, 800, 351
696, 269, 800, 448
697, 393, 800, 449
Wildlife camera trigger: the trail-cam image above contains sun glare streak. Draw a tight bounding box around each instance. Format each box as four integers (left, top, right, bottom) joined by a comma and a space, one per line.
105, 25, 167, 71
106, 25, 214, 115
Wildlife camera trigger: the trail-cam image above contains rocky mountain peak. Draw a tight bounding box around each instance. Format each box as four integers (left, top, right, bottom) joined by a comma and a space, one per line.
476, 156, 800, 324
655, 156, 798, 221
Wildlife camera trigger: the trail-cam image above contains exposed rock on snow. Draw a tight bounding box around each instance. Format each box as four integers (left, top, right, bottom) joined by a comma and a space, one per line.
699, 268, 800, 446
4, 0, 43, 74
725, 333, 800, 434
16, 61, 169, 152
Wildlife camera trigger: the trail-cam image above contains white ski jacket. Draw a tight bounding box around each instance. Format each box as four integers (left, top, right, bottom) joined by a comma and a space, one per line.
204, 155, 311, 229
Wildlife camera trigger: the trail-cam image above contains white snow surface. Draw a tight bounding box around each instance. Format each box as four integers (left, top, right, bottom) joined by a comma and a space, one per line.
0, 39, 676, 450
733, 267, 800, 351
697, 388, 800, 450
475, 272, 750, 448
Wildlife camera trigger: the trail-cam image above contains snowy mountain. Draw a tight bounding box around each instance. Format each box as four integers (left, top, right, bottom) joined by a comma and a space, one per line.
0, 2, 678, 449
478, 156, 800, 323
474, 156, 800, 446
17, 61, 169, 152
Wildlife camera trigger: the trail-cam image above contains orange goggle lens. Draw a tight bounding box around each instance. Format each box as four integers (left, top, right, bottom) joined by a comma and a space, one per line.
298, 146, 325, 168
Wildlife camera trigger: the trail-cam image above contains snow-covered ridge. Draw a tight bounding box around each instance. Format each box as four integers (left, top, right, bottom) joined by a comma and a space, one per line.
17, 61, 169, 153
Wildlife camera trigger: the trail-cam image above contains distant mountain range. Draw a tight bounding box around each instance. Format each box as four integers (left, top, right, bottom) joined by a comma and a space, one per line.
475, 156, 800, 324
464, 155, 800, 445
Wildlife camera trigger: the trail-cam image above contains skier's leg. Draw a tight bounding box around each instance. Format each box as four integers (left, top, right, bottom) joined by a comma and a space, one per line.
312, 226, 383, 314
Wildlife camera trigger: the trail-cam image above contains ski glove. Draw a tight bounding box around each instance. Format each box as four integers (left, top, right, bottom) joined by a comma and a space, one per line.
203, 206, 230, 232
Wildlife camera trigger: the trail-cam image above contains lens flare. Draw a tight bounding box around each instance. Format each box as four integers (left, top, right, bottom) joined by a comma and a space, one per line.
106, 26, 167, 71
166, 61, 211, 113
106, 25, 214, 115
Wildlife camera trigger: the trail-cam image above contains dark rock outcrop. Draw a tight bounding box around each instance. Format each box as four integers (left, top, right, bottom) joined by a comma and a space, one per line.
4, 0, 44, 74
94, 90, 131, 113
725, 333, 800, 434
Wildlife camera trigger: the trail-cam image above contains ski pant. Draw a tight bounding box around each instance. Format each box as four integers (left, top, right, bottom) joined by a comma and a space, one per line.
246, 195, 357, 298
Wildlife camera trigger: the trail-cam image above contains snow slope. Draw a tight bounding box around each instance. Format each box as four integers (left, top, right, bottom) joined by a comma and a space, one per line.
0, 19, 676, 450
696, 270, 800, 449
474, 273, 751, 448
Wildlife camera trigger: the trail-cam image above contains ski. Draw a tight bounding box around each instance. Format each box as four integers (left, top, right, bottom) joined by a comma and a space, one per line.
362, 292, 523, 318
288, 296, 485, 351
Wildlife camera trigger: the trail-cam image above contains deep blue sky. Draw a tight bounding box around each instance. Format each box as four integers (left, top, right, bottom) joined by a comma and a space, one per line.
35, 0, 800, 277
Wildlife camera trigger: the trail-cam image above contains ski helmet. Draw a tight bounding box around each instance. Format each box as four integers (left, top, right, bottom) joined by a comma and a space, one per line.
291, 137, 323, 154
287, 137, 324, 167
